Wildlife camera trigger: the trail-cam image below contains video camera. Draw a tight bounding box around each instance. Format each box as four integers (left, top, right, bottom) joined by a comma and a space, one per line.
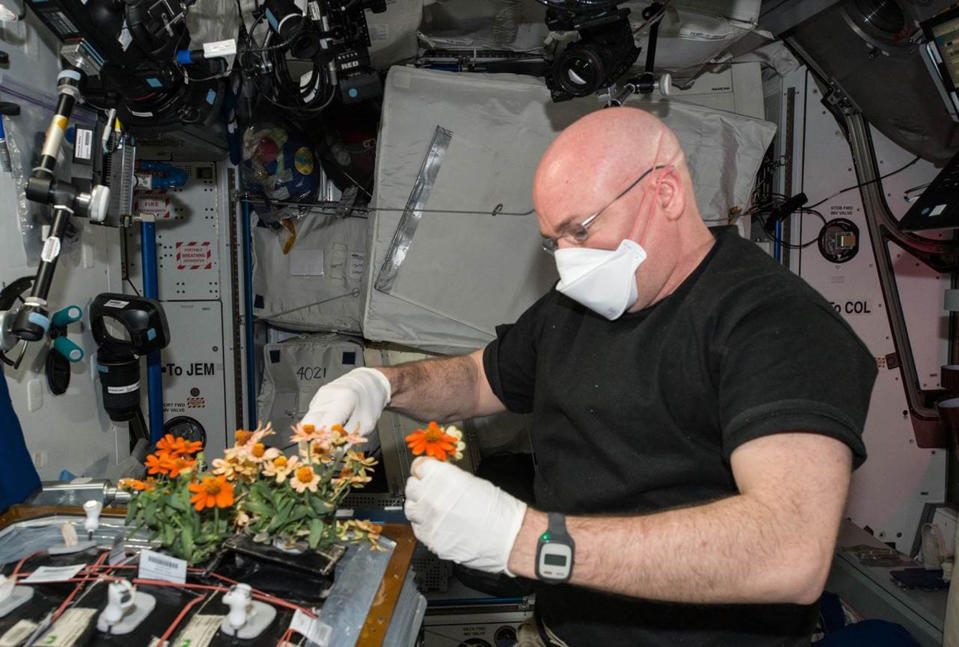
545, 1, 640, 102
26, 0, 226, 132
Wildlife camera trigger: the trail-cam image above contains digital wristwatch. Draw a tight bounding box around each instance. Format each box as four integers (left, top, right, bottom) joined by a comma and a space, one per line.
536, 512, 574, 582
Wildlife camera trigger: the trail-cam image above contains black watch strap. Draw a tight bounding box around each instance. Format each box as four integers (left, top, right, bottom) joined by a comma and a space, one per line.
547, 512, 572, 544
537, 512, 575, 582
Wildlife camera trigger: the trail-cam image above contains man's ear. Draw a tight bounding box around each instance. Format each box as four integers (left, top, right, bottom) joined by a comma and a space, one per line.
656, 167, 686, 222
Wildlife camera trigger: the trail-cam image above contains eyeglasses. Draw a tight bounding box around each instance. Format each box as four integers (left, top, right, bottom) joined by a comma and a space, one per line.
540, 164, 667, 254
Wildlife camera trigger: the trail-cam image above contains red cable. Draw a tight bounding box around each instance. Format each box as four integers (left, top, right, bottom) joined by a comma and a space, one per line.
20, 550, 317, 636
157, 592, 208, 643
11, 550, 45, 577
208, 571, 268, 596
52, 551, 111, 620
276, 626, 294, 646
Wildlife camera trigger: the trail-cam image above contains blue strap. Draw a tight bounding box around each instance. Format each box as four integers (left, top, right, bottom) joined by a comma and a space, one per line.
0, 374, 41, 511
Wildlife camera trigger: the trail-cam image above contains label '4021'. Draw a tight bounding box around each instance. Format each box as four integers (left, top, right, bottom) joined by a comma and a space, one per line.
296, 366, 327, 381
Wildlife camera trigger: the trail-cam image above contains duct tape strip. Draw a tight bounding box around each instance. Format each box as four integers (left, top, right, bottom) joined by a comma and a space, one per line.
374, 125, 452, 294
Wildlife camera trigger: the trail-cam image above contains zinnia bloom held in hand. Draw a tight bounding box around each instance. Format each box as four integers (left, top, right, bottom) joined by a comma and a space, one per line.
405, 421, 459, 461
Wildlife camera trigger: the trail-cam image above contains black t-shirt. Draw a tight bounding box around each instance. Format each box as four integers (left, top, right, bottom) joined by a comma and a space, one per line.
482, 228, 877, 647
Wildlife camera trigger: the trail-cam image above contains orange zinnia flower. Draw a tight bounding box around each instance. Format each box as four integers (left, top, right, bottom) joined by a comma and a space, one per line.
187, 476, 234, 511
165, 456, 197, 478
405, 421, 458, 461
155, 434, 203, 457
145, 452, 172, 476
118, 478, 155, 491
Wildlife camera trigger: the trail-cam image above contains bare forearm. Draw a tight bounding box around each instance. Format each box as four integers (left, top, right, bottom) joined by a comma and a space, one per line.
379, 351, 495, 422
508, 495, 832, 605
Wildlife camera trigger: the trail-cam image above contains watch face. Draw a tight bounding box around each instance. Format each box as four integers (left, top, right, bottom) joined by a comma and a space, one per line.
537, 543, 573, 580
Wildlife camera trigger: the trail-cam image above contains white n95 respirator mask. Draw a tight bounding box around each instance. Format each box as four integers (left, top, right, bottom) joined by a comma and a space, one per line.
554, 239, 647, 320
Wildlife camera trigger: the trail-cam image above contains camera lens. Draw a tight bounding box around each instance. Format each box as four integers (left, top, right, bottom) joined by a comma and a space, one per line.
554, 44, 606, 97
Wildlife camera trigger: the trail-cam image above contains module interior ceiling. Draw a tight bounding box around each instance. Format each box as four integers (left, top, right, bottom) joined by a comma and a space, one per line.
420, 0, 763, 80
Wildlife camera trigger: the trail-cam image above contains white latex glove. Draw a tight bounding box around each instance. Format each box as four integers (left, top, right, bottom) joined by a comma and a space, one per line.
300, 367, 391, 437
405, 457, 527, 575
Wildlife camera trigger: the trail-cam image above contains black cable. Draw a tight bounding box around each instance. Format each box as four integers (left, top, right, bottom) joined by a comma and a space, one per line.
125, 278, 142, 297
759, 207, 826, 249
806, 155, 921, 209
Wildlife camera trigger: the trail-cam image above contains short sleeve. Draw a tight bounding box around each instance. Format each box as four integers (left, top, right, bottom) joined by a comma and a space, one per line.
717, 292, 877, 468
482, 293, 553, 413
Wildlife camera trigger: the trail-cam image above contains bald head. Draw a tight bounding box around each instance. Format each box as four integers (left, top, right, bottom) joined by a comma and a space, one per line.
533, 107, 688, 217
534, 107, 714, 311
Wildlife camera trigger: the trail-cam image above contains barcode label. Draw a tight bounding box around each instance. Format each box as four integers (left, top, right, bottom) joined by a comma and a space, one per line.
0, 619, 38, 646
172, 614, 222, 647
138, 549, 187, 584
35, 608, 96, 646
74, 128, 93, 162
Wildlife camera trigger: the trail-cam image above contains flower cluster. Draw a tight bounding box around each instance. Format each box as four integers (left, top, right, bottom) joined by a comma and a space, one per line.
141, 434, 203, 478
405, 422, 466, 462
119, 436, 231, 564
238, 422, 381, 550
119, 422, 382, 564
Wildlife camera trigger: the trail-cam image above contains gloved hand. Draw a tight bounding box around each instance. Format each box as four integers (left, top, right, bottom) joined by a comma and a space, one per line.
300, 367, 391, 437
405, 457, 527, 575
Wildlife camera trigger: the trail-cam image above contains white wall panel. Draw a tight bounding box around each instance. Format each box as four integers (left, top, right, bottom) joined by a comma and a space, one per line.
1, 13, 125, 479
784, 70, 947, 550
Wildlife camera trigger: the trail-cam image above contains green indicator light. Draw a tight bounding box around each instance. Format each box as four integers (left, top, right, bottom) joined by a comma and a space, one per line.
541, 532, 550, 541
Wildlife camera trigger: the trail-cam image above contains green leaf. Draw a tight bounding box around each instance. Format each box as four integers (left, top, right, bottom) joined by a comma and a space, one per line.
308, 518, 324, 549
144, 504, 157, 527
245, 498, 270, 516
167, 491, 187, 512
182, 523, 194, 559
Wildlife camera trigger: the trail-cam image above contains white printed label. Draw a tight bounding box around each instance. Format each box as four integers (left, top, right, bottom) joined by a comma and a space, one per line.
0, 619, 38, 647
106, 382, 140, 395
103, 299, 129, 309
41, 236, 61, 263
75, 129, 93, 161
138, 197, 168, 217
202, 39, 237, 58
138, 549, 187, 584
23, 563, 85, 584
290, 249, 325, 277
289, 609, 332, 646
172, 614, 222, 647
37, 608, 97, 647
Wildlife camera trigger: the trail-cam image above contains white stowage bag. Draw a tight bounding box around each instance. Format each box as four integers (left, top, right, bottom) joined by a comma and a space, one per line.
366, 66, 777, 354
257, 334, 366, 435
253, 212, 369, 334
